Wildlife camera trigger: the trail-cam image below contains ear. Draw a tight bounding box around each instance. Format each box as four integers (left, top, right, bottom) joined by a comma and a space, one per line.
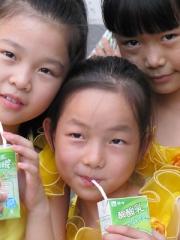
43, 118, 54, 151
136, 133, 153, 165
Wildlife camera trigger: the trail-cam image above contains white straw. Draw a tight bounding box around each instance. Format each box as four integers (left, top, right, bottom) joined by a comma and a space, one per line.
0, 121, 7, 147
91, 180, 108, 200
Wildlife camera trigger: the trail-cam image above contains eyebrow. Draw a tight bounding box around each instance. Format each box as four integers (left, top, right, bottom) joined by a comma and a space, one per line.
67, 118, 133, 133
108, 125, 132, 133
1, 38, 65, 69
43, 57, 65, 69
67, 118, 87, 128
1, 39, 25, 50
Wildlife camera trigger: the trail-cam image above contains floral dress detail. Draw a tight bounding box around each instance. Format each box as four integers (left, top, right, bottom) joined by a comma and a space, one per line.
136, 140, 180, 177
135, 139, 180, 238
66, 197, 102, 240
140, 168, 179, 239
34, 133, 65, 196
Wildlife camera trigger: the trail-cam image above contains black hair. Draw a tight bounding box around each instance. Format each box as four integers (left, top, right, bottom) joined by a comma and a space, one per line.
47, 56, 154, 148
0, 0, 88, 138
102, 0, 180, 37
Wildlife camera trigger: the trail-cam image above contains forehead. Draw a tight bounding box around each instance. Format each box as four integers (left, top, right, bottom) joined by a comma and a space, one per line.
0, 13, 66, 36
0, 14, 69, 67
62, 88, 137, 124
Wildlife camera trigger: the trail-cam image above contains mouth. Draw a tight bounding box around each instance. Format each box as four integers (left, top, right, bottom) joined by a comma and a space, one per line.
150, 73, 173, 82
81, 176, 100, 183
1, 95, 23, 105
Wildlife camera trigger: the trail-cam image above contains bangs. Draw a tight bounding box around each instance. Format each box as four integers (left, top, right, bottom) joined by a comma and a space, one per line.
103, 0, 180, 37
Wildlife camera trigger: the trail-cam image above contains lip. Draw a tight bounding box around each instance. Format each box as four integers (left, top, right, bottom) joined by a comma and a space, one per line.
80, 176, 101, 186
0, 94, 24, 110
151, 73, 173, 83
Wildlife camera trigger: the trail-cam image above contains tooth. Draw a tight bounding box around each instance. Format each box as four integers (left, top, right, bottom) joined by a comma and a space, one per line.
5, 96, 19, 104
6, 96, 12, 101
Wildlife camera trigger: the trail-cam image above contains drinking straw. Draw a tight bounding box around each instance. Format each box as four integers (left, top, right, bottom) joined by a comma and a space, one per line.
0, 121, 7, 147
91, 180, 108, 200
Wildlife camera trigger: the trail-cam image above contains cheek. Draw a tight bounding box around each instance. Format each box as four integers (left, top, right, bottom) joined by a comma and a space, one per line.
55, 151, 67, 171
122, 54, 137, 65
110, 159, 137, 178
42, 84, 61, 103
120, 50, 142, 68
32, 86, 60, 113
54, 146, 74, 176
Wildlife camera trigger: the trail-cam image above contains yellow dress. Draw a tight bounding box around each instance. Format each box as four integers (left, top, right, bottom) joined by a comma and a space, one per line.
0, 133, 64, 240
66, 172, 179, 240
66, 197, 102, 240
135, 140, 180, 239
140, 168, 179, 239
136, 140, 180, 177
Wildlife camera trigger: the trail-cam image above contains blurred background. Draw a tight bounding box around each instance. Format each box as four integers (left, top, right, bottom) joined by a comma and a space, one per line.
84, 0, 106, 56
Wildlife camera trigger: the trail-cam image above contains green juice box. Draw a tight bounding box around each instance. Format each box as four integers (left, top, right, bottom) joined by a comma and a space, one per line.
0, 145, 20, 219
97, 196, 152, 235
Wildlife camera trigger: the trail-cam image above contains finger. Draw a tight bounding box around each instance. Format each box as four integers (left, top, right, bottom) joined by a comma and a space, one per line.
114, 46, 121, 57
152, 229, 166, 240
0, 192, 7, 213
0, 193, 7, 202
103, 233, 130, 240
3, 132, 34, 149
101, 37, 120, 56
105, 225, 149, 239
18, 162, 41, 187
0, 205, 4, 213
12, 144, 38, 164
18, 162, 38, 176
105, 225, 134, 236
95, 45, 106, 56
101, 37, 116, 55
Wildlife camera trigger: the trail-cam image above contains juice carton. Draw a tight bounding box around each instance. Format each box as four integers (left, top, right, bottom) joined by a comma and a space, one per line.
97, 196, 152, 235
0, 145, 20, 219
91, 180, 152, 235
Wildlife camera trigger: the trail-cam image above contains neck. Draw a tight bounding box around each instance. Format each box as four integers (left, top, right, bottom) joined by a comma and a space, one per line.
154, 90, 180, 146
77, 198, 99, 228
156, 90, 180, 110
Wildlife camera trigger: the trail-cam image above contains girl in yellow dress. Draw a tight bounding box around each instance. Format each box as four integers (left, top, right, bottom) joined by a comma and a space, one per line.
43, 56, 171, 239
100, 0, 180, 177
97, 0, 180, 238
0, 0, 88, 239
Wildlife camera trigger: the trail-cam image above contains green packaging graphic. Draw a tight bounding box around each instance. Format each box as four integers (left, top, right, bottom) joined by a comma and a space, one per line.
0, 145, 20, 220
97, 196, 152, 235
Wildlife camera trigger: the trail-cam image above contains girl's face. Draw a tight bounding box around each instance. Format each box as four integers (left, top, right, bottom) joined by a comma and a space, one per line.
51, 89, 142, 201
116, 27, 180, 95
0, 14, 69, 132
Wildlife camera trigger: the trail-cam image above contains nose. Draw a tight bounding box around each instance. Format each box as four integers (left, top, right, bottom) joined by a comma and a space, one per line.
144, 46, 166, 69
83, 143, 105, 168
9, 68, 32, 91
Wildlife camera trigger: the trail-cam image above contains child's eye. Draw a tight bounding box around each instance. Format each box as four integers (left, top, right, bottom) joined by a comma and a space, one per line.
124, 40, 139, 47
110, 139, 124, 145
3, 51, 16, 60
39, 68, 53, 76
163, 34, 176, 41
71, 133, 83, 139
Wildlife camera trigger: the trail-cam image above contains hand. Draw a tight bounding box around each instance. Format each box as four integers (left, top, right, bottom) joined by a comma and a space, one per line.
95, 37, 121, 57
102, 225, 166, 240
0, 186, 7, 213
3, 132, 48, 213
